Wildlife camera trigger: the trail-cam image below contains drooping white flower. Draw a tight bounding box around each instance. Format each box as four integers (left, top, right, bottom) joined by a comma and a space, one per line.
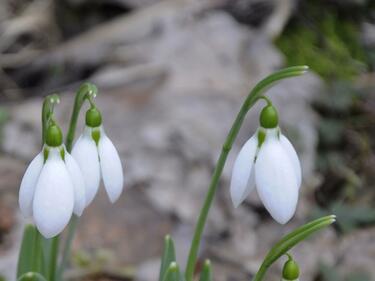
19, 125, 86, 238
72, 108, 124, 206
230, 104, 301, 224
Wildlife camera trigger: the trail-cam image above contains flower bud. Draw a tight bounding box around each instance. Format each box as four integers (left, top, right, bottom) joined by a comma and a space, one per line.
260, 104, 278, 128
282, 255, 300, 281
86, 107, 102, 127
45, 124, 63, 147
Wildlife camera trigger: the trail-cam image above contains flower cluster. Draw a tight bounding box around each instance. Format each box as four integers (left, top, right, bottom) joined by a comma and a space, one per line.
16, 69, 336, 281
19, 105, 124, 238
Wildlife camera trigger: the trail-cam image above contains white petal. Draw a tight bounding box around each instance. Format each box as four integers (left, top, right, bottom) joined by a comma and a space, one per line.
65, 152, 86, 216
72, 128, 101, 206
255, 135, 299, 224
280, 134, 302, 188
33, 149, 74, 238
19, 152, 44, 217
98, 131, 124, 203
230, 135, 257, 207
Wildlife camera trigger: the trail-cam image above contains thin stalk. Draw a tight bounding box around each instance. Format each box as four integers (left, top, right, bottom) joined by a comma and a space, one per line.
57, 82, 98, 280
184, 66, 309, 281
32, 232, 42, 272
57, 216, 78, 280
66, 83, 97, 152
49, 237, 60, 281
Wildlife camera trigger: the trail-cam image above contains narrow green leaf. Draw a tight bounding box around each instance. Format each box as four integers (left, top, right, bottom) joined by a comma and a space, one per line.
199, 260, 212, 281
159, 235, 177, 281
163, 262, 180, 281
266, 216, 336, 266
17, 225, 37, 277
252, 215, 336, 281
17, 225, 46, 278
272, 215, 335, 252
17, 272, 47, 281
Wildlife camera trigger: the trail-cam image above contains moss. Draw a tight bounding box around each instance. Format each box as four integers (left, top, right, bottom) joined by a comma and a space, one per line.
275, 0, 371, 81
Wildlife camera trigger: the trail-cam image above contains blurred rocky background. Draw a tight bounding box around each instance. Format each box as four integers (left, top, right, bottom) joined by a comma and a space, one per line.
0, 0, 374, 280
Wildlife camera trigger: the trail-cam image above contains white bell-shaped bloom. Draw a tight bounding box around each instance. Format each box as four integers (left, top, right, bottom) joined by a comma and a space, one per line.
19, 146, 86, 238
72, 126, 124, 206
230, 127, 301, 224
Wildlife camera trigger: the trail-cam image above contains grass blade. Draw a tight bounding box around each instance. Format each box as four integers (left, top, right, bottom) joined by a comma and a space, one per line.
159, 235, 177, 281
17, 272, 47, 281
199, 260, 212, 281
163, 262, 180, 281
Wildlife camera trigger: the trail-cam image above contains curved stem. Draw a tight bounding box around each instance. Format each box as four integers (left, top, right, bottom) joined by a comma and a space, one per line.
184, 66, 309, 281
42, 94, 60, 144
66, 83, 98, 152
57, 82, 98, 280
258, 96, 273, 106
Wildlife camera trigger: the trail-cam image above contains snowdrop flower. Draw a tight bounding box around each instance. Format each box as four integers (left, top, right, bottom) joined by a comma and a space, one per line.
72, 107, 124, 206
230, 102, 301, 224
19, 124, 86, 238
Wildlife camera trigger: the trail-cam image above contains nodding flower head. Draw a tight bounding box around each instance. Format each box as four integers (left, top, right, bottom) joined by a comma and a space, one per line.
72, 107, 124, 206
282, 255, 300, 281
19, 124, 86, 238
230, 103, 301, 224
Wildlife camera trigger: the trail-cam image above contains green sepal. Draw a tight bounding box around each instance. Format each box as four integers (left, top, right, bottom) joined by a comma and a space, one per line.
17, 272, 48, 281
86, 107, 102, 127
163, 262, 180, 281
259, 105, 278, 128
17, 225, 44, 278
45, 125, 63, 147
43, 147, 49, 163
159, 235, 177, 281
59, 147, 65, 161
199, 260, 212, 281
91, 128, 101, 146
257, 129, 266, 148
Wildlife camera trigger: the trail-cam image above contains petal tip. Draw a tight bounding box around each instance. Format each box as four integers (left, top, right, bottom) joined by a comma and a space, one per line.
230, 195, 242, 208
108, 190, 122, 203
73, 209, 84, 217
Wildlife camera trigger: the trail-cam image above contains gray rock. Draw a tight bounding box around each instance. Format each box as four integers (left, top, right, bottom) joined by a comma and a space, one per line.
337, 228, 375, 279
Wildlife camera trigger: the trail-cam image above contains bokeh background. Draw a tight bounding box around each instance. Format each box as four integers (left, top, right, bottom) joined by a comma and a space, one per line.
0, 0, 375, 280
